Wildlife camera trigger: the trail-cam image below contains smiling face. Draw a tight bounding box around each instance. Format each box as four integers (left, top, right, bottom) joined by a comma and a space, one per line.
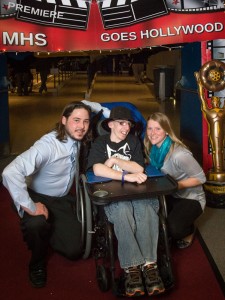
62, 108, 90, 141
108, 119, 132, 142
146, 119, 167, 148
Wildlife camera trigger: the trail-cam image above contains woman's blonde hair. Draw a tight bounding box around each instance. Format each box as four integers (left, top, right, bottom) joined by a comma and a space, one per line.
144, 112, 187, 161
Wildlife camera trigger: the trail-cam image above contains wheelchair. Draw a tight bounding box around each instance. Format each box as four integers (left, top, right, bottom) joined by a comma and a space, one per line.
77, 174, 176, 296
76, 102, 176, 296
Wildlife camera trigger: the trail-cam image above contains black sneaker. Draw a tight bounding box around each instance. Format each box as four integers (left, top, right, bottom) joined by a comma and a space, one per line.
124, 267, 145, 297
142, 264, 165, 296
29, 264, 47, 288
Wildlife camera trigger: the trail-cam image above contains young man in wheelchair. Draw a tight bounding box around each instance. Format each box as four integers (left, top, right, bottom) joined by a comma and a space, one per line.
87, 106, 165, 297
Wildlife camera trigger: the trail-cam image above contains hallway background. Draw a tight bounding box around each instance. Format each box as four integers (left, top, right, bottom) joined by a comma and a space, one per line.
0, 56, 224, 298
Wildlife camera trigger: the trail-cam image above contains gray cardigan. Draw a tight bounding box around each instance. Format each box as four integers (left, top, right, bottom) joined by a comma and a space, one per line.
161, 145, 206, 210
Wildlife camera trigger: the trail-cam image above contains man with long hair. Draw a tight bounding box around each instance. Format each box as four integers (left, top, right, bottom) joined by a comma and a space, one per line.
2, 101, 91, 288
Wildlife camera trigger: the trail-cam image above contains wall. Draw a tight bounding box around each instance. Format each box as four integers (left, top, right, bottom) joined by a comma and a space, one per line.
146, 49, 182, 85
179, 42, 203, 164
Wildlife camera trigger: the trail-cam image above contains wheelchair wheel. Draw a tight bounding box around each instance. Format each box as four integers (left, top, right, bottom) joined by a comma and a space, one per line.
96, 265, 110, 292
158, 208, 175, 290
78, 174, 93, 259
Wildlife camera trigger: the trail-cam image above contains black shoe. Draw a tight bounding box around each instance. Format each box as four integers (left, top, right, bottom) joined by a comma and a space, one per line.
142, 263, 165, 296
176, 229, 196, 249
29, 265, 47, 288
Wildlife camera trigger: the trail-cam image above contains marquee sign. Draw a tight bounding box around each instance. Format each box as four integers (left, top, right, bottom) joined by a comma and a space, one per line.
0, 0, 225, 51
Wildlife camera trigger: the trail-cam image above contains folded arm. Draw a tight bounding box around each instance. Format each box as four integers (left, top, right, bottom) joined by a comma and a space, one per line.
93, 157, 146, 184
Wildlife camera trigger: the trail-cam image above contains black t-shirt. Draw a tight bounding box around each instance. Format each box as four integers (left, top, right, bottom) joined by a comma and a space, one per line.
87, 134, 144, 171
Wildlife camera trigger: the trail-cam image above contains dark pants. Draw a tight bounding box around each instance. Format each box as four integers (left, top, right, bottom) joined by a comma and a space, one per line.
15, 72, 31, 95
166, 195, 203, 240
39, 70, 49, 92
21, 190, 82, 269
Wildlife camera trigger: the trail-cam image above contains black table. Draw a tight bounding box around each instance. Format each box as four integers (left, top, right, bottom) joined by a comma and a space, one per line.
85, 175, 178, 205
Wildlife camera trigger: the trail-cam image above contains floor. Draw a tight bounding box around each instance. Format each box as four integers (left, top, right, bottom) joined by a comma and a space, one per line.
1, 72, 225, 290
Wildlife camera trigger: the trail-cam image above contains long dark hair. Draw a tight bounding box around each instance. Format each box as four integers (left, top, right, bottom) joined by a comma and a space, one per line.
54, 101, 92, 145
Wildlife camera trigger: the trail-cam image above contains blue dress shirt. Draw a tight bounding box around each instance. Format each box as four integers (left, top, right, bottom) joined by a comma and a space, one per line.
2, 131, 80, 217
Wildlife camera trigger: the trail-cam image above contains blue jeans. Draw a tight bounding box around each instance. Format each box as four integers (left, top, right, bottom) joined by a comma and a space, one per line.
104, 198, 159, 269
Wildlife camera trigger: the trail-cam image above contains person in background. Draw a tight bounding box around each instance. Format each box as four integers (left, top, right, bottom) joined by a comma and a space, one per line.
130, 49, 150, 84
144, 112, 206, 249
87, 55, 103, 93
36, 57, 52, 94
87, 106, 165, 297
2, 102, 91, 288
11, 54, 34, 96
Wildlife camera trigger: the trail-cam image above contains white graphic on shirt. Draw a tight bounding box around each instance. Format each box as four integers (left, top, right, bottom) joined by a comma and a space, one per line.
106, 143, 131, 171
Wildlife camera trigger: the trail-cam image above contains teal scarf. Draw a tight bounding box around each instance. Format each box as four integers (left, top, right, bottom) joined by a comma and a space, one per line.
150, 136, 173, 169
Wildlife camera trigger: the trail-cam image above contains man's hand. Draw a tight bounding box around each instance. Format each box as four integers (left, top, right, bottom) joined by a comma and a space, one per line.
34, 202, 49, 219
124, 172, 147, 184
23, 202, 49, 219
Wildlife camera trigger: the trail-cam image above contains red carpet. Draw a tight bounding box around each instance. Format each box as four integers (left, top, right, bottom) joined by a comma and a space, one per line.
0, 184, 224, 300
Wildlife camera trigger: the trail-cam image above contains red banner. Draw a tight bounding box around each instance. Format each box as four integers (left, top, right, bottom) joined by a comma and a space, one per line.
0, 0, 225, 52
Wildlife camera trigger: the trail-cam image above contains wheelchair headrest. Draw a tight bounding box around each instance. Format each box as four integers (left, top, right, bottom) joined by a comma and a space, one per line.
96, 119, 108, 136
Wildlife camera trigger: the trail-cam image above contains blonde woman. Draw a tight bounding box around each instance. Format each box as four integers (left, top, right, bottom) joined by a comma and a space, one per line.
144, 112, 206, 249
